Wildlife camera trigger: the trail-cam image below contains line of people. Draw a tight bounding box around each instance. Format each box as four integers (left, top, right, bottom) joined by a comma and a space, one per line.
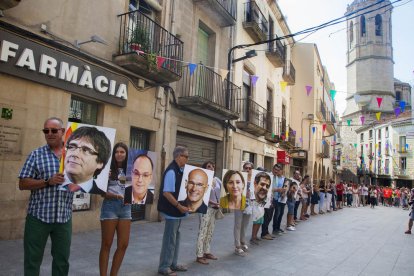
18, 117, 412, 276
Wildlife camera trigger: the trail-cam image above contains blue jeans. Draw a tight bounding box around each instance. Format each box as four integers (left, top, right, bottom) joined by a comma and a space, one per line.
159, 219, 182, 272
319, 192, 325, 212
272, 201, 286, 231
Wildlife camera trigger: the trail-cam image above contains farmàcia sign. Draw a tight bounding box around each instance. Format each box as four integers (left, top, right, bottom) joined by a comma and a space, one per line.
0, 29, 128, 106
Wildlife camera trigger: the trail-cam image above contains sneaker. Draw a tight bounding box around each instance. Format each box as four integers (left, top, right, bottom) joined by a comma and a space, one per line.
241, 244, 249, 252
304, 214, 310, 218
234, 248, 247, 257
261, 234, 274, 240
277, 229, 285, 234
405, 230, 411, 234
286, 226, 296, 231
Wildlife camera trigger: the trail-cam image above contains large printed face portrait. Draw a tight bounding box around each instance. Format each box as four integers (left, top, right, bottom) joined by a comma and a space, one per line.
59, 123, 116, 194
220, 169, 248, 210
125, 149, 157, 205
178, 165, 213, 214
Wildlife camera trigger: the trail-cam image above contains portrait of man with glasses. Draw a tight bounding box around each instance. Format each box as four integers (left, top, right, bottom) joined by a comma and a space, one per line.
60, 125, 114, 194
124, 152, 155, 205
178, 166, 213, 214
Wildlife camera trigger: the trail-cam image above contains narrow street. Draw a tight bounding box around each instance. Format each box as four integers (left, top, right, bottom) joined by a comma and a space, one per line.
1, 205, 412, 276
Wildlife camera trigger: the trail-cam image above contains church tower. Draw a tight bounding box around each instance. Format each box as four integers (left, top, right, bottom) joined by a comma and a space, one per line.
343, 0, 394, 117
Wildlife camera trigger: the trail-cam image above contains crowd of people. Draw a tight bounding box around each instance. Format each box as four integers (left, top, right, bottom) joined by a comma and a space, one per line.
18, 117, 414, 276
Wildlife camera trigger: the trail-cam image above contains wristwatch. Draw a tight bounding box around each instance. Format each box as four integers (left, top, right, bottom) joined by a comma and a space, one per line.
44, 178, 50, 187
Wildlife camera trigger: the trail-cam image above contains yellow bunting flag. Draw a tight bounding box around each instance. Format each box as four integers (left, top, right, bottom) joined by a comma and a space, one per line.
376, 112, 381, 121
219, 69, 229, 80
280, 81, 287, 92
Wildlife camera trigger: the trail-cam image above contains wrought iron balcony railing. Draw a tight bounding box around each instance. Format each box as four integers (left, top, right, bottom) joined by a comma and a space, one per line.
282, 61, 295, 85
243, 0, 268, 41
193, 0, 237, 26
266, 35, 285, 67
236, 98, 268, 136
176, 64, 240, 120
115, 9, 183, 82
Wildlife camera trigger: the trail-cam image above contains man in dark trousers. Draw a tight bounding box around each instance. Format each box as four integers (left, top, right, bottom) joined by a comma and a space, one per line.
18, 117, 74, 276
158, 146, 190, 275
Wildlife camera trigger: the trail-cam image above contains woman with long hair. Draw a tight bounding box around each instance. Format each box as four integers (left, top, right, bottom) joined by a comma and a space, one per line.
99, 142, 131, 276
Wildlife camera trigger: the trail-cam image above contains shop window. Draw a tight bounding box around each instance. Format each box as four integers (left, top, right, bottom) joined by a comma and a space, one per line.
69, 97, 98, 124
130, 127, 150, 150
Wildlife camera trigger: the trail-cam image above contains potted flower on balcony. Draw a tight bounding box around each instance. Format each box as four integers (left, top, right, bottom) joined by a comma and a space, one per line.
128, 27, 157, 71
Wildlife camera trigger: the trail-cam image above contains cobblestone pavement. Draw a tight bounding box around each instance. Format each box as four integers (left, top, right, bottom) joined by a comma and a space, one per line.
0, 205, 413, 275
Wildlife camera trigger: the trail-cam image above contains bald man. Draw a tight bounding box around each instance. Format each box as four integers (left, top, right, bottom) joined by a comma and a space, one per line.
179, 168, 209, 214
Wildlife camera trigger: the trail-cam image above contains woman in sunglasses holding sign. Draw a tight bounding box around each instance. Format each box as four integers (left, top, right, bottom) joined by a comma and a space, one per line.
99, 142, 131, 276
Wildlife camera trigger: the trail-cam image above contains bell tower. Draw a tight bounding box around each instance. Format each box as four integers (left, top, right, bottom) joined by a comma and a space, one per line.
343, 0, 394, 117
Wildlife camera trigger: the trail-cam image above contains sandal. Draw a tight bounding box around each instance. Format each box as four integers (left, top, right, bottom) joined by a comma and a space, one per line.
196, 257, 209, 265
405, 230, 411, 234
234, 248, 247, 257
158, 269, 177, 276
204, 253, 218, 260
171, 265, 188, 272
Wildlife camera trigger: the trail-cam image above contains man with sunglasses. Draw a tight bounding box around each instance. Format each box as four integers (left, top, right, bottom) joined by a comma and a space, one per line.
18, 117, 73, 276
62, 126, 111, 194
179, 168, 209, 214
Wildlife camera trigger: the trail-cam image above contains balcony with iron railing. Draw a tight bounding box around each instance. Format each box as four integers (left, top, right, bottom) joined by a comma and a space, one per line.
266, 36, 285, 67
243, 0, 268, 41
236, 98, 268, 136
265, 116, 282, 142
176, 64, 240, 120
114, 10, 183, 83
317, 140, 330, 158
282, 61, 295, 85
316, 99, 326, 121
193, 0, 237, 26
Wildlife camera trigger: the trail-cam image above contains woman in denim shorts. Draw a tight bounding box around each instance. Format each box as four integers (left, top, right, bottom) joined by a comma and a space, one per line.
99, 142, 131, 276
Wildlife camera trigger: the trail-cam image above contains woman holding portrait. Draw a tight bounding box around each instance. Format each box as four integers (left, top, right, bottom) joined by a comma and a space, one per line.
99, 142, 131, 276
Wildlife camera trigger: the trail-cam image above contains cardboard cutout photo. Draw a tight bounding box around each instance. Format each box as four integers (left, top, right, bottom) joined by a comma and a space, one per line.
264, 172, 273, 208
220, 169, 248, 210
124, 149, 157, 205
177, 165, 214, 214
252, 171, 272, 206
59, 122, 116, 194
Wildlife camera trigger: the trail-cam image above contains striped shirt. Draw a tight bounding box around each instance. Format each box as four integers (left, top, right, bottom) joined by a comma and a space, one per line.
18, 144, 73, 223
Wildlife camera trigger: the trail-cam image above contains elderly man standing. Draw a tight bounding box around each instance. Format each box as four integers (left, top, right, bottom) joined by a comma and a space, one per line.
18, 117, 74, 276
158, 146, 190, 276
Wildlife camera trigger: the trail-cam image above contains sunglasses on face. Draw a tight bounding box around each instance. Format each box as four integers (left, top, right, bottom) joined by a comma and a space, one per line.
42, 128, 60, 134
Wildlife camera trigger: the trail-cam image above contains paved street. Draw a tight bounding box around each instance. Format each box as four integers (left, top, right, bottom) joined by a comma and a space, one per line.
0, 205, 413, 276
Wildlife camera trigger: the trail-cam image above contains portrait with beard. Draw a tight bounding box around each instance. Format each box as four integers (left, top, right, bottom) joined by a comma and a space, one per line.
253, 172, 271, 205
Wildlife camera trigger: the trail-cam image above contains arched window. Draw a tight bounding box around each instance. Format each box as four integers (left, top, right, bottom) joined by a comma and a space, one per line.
349, 21, 354, 45
360, 15, 366, 36
375, 14, 382, 36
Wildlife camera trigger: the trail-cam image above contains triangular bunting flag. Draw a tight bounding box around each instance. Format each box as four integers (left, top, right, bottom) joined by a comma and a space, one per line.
188, 63, 197, 76
395, 107, 401, 117
360, 115, 365, 125
219, 69, 229, 80
376, 97, 383, 108
330, 90, 336, 100
322, 123, 327, 132
280, 81, 287, 92
156, 56, 166, 69
312, 127, 316, 134
354, 143, 357, 148
251, 75, 259, 87
400, 101, 406, 112
347, 119, 351, 126
305, 85, 312, 96
376, 112, 381, 121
